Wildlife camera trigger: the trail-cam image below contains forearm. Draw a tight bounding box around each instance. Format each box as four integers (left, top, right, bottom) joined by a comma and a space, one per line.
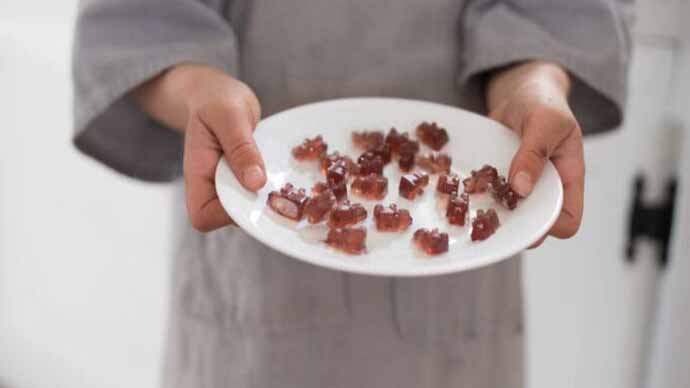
487, 61, 572, 113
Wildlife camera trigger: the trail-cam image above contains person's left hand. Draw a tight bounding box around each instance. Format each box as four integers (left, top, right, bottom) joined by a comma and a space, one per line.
487, 61, 585, 248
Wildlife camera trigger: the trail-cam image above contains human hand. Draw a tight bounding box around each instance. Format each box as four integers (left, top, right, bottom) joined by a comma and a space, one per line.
487, 61, 584, 248
180, 65, 265, 231
135, 64, 265, 232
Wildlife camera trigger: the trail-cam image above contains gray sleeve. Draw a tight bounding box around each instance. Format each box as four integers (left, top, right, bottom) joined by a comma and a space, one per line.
72, 0, 238, 182
458, 0, 634, 135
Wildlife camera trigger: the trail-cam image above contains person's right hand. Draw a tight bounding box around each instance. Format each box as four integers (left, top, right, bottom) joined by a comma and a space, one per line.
181, 66, 265, 231
135, 64, 266, 232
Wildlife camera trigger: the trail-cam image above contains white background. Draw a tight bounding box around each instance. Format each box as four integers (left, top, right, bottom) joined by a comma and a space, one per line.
0, 3, 173, 388
0, 2, 686, 388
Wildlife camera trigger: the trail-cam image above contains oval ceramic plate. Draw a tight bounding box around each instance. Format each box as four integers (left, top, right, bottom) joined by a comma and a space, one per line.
216, 98, 562, 277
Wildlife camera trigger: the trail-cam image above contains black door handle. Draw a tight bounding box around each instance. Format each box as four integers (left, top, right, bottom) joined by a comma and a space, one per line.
626, 174, 677, 268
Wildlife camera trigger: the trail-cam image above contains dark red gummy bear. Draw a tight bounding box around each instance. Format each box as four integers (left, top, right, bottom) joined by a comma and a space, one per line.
489, 176, 521, 210
413, 228, 449, 255
313, 180, 347, 202
398, 140, 420, 172
384, 128, 419, 171
327, 163, 348, 187
471, 209, 500, 241
368, 142, 392, 164
385, 128, 410, 153
320, 152, 353, 175
330, 181, 348, 202
355, 151, 384, 175
352, 130, 384, 149
399, 172, 430, 200
303, 184, 336, 224
399, 138, 420, 156
463, 165, 498, 193
328, 200, 368, 228
446, 193, 469, 226
417, 152, 452, 174
267, 183, 308, 221
351, 174, 388, 200
313, 181, 346, 204
416, 122, 449, 151
373, 204, 413, 232
398, 153, 415, 172
292, 135, 327, 160
436, 173, 460, 195
311, 182, 330, 195
325, 226, 367, 254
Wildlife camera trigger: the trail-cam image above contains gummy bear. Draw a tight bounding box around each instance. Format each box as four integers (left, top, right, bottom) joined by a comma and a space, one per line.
373, 204, 413, 232
385, 128, 410, 154
330, 181, 348, 202
413, 228, 449, 255
303, 184, 336, 223
398, 138, 420, 156
352, 130, 384, 149
436, 173, 460, 195
399, 172, 430, 200
368, 142, 392, 164
398, 153, 415, 172
351, 174, 388, 200
267, 183, 308, 221
416, 122, 449, 150
355, 151, 384, 175
327, 163, 348, 187
462, 165, 498, 193
311, 181, 331, 195
471, 209, 500, 241
292, 135, 327, 160
328, 200, 368, 228
320, 152, 353, 175
489, 176, 521, 210
417, 152, 452, 174
325, 226, 367, 254
446, 193, 469, 226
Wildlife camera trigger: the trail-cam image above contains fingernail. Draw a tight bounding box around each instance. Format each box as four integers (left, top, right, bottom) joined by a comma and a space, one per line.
241, 165, 265, 189
512, 171, 533, 197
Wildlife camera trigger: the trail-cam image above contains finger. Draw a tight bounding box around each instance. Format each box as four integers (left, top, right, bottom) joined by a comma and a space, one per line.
529, 235, 548, 249
549, 132, 585, 239
184, 118, 235, 232
197, 100, 266, 192
508, 108, 576, 197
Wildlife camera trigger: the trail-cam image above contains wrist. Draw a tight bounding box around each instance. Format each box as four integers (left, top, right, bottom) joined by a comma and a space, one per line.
165, 64, 230, 112
132, 63, 227, 130
487, 60, 571, 111
169, 64, 261, 125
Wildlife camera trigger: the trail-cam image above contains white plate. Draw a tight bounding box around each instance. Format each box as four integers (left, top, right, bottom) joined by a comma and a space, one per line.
216, 98, 562, 277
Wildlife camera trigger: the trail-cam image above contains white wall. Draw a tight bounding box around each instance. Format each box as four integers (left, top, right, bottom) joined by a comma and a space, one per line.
0, 3, 174, 388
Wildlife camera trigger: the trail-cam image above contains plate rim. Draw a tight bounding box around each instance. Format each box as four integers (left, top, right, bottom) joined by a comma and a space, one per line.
215, 97, 563, 277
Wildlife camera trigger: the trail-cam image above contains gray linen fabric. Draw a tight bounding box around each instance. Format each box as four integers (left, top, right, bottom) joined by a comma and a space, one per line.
72, 1, 632, 387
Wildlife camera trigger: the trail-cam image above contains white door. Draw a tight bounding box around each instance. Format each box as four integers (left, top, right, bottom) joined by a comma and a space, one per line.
524, 1, 686, 388
645, 3, 690, 386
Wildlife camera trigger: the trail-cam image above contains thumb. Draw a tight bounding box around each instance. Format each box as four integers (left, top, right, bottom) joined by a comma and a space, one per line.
507, 109, 573, 197
509, 141, 546, 198
199, 100, 266, 191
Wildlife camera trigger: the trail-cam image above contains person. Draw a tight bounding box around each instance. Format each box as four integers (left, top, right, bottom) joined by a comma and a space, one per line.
72, 1, 632, 386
